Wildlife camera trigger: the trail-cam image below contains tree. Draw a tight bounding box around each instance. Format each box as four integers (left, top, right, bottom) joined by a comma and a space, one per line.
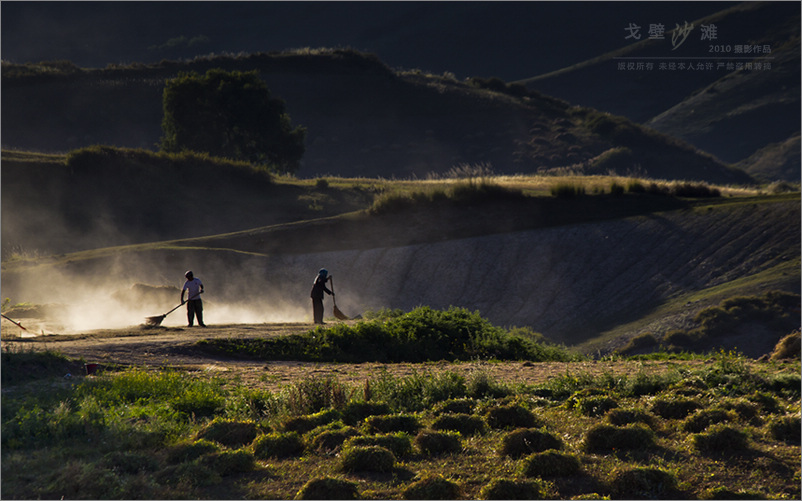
159, 69, 306, 174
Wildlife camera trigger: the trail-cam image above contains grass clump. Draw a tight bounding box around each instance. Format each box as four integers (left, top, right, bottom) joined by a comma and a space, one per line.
767, 414, 801, 442
605, 408, 657, 428
681, 408, 737, 433
583, 424, 656, 452
308, 426, 361, 454
485, 403, 539, 429
650, 395, 703, 419
479, 478, 546, 499
414, 430, 462, 456
692, 424, 751, 453
198, 449, 255, 476
610, 466, 680, 499
499, 428, 563, 458
430, 413, 487, 435
340, 401, 391, 425
195, 418, 257, 448
165, 439, 220, 464
295, 477, 360, 500
570, 394, 619, 416
252, 431, 305, 459
339, 445, 395, 473
519, 449, 581, 478
344, 432, 413, 458
432, 397, 476, 415
402, 474, 462, 500
281, 408, 342, 433
364, 413, 422, 434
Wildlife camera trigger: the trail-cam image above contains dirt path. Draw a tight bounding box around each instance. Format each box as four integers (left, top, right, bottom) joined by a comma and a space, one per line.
4, 322, 712, 392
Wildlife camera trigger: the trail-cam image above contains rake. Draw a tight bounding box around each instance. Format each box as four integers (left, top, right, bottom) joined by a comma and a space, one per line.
145, 292, 201, 327
329, 277, 349, 321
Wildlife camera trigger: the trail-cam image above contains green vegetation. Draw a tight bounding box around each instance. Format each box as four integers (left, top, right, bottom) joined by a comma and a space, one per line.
196, 306, 578, 363
2, 346, 798, 499
160, 69, 306, 174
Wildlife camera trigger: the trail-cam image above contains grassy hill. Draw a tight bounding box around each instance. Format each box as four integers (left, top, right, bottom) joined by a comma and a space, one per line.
2, 48, 753, 184
519, 2, 800, 177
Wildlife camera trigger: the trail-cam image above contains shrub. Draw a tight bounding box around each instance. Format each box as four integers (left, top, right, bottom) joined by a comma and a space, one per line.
432, 398, 477, 415
414, 430, 462, 455
431, 413, 487, 435
166, 439, 220, 464
340, 445, 395, 473
485, 404, 539, 429
767, 415, 801, 442
199, 449, 255, 476
650, 395, 703, 419
284, 377, 349, 415
499, 428, 563, 458
195, 418, 258, 448
341, 401, 391, 425
252, 431, 305, 459
519, 450, 581, 478
402, 474, 462, 500
344, 432, 413, 458
364, 414, 422, 434
308, 427, 361, 454
605, 408, 656, 428
610, 467, 679, 499
682, 409, 737, 433
692, 424, 751, 453
282, 409, 342, 433
479, 478, 545, 499
618, 332, 659, 354
296, 477, 360, 500
583, 424, 655, 452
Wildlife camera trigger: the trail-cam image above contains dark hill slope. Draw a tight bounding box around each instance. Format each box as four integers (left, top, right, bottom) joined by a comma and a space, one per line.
1, 194, 797, 350
2, 50, 751, 184
520, 2, 800, 170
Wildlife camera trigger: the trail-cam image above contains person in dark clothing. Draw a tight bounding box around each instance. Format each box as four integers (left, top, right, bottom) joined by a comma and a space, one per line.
310, 268, 333, 324
181, 270, 206, 327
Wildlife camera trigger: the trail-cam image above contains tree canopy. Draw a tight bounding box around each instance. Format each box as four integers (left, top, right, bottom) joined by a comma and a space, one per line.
159, 69, 306, 173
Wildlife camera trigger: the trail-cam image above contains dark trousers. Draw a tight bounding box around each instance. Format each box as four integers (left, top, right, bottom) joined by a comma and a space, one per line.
312, 298, 324, 324
187, 299, 204, 326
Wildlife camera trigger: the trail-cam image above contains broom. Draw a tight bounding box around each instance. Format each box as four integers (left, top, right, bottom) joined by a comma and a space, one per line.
145, 292, 201, 327
329, 277, 348, 320
1, 313, 28, 332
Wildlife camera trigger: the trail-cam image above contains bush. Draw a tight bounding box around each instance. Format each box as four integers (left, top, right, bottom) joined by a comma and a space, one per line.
402, 474, 462, 500
341, 401, 391, 426
195, 418, 257, 448
344, 432, 413, 458
610, 467, 679, 499
296, 477, 360, 500
364, 414, 422, 434
618, 332, 659, 354
414, 430, 462, 456
519, 450, 581, 478
431, 413, 487, 435
650, 395, 703, 419
584, 424, 655, 452
485, 404, 539, 429
340, 445, 395, 473
252, 432, 305, 459
682, 408, 737, 433
767, 415, 801, 442
479, 478, 545, 499
499, 428, 563, 458
692, 424, 751, 453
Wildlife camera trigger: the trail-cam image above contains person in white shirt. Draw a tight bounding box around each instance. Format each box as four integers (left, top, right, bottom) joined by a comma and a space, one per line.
181, 270, 206, 327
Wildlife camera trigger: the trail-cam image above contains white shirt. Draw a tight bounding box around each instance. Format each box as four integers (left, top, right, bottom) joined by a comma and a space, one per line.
182, 278, 203, 300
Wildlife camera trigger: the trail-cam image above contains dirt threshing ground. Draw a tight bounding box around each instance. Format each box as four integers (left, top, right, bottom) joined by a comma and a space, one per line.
2, 321, 713, 392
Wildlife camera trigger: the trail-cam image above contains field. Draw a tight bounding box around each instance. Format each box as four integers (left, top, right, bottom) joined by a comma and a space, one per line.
2, 313, 800, 500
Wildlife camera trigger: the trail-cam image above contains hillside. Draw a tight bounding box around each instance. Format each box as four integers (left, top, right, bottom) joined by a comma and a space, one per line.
1, 49, 753, 184
519, 2, 800, 178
